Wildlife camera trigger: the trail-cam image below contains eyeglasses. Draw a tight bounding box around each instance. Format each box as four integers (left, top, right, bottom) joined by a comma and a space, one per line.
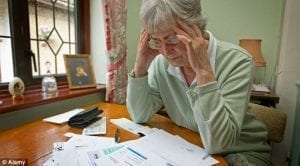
148, 35, 180, 50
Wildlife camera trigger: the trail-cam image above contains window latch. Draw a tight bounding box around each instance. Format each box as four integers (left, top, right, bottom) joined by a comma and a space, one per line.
25, 49, 37, 72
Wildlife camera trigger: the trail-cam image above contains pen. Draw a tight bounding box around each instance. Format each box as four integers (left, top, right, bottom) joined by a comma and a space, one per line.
114, 128, 120, 143
202, 153, 210, 160
137, 132, 145, 137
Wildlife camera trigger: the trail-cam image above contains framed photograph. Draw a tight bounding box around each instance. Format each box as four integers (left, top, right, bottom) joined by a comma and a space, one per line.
63, 54, 96, 89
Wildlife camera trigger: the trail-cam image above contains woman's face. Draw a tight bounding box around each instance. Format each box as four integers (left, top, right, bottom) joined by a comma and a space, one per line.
149, 26, 190, 67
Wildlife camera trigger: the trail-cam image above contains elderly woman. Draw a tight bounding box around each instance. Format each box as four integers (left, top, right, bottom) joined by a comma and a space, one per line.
126, 0, 272, 165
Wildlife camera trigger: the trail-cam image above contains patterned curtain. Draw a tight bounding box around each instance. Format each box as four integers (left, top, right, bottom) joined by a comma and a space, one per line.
104, 0, 128, 104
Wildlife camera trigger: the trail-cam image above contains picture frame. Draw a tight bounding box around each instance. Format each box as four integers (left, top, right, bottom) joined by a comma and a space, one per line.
63, 54, 96, 89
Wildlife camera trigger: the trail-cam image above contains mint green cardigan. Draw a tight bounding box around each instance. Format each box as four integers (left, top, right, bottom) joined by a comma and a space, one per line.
127, 40, 271, 165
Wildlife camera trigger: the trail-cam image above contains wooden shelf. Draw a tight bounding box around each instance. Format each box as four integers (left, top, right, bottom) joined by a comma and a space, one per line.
0, 85, 106, 114
250, 91, 280, 107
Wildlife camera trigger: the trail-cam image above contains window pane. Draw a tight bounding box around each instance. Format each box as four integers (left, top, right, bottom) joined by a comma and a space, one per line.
29, 2, 37, 39
29, 0, 76, 77
31, 40, 56, 76
0, 38, 14, 83
55, 3, 69, 41
0, 0, 14, 83
57, 44, 70, 74
0, 0, 10, 36
70, 2, 75, 43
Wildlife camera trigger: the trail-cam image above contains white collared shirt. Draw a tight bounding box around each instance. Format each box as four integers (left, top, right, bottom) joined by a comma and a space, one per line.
167, 31, 217, 86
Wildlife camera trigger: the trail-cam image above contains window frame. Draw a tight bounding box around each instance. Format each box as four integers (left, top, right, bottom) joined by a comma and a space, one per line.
0, 0, 90, 93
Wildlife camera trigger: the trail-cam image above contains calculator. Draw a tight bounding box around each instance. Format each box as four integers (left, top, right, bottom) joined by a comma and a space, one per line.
82, 117, 107, 135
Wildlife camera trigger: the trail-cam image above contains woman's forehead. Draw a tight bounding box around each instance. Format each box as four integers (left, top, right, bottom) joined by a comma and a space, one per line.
149, 25, 176, 38
151, 32, 176, 40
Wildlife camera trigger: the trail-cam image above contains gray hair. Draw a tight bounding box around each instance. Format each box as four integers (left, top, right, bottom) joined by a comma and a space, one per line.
140, 0, 207, 34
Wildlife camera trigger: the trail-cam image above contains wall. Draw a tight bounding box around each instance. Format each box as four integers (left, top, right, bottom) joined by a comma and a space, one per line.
202, 0, 284, 90
126, 0, 284, 91
275, 0, 300, 164
126, 0, 142, 73
291, 82, 300, 166
90, 0, 107, 84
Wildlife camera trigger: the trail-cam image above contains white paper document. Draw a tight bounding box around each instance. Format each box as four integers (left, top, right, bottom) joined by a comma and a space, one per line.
95, 129, 217, 166
43, 108, 84, 124
100, 145, 173, 166
110, 118, 153, 136
125, 129, 219, 166
76, 145, 124, 166
252, 84, 270, 93
44, 135, 117, 166
52, 141, 78, 166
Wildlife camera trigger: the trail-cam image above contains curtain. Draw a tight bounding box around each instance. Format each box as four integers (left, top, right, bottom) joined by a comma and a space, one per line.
104, 0, 128, 104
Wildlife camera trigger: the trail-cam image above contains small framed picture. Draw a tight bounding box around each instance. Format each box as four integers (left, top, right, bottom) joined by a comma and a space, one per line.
63, 54, 96, 89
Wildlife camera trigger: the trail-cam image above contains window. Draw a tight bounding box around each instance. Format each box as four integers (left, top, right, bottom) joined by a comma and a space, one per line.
29, 0, 76, 77
0, 0, 13, 83
0, 0, 89, 90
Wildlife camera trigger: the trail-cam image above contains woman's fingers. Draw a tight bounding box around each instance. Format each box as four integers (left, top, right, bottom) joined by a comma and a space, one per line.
191, 24, 202, 38
176, 35, 195, 63
137, 28, 159, 59
139, 29, 149, 46
176, 34, 191, 46
173, 25, 189, 38
176, 18, 195, 37
173, 18, 204, 40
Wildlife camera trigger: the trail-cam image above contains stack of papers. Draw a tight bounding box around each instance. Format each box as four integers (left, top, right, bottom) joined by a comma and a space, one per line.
252, 84, 270, 94
43, 124, 218, 165
103, 129, 219, 166
43, 134, 117, 166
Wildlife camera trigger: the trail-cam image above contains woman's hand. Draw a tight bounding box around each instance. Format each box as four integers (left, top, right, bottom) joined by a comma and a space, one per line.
134, 29, 159, 77
173, 19, 215, 84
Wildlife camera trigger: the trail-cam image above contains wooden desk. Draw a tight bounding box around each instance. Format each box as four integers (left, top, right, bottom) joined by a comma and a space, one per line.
250, 91, 280, 107
0, 102, 226, 165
